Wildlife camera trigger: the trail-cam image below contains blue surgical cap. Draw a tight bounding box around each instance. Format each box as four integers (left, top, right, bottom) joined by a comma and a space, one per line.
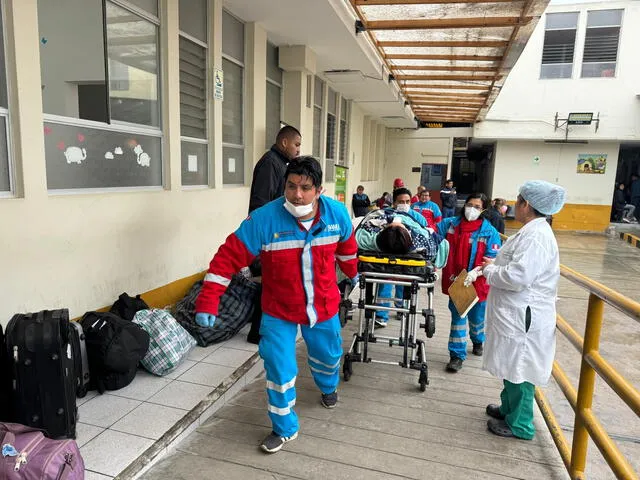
519, 180, 566, 215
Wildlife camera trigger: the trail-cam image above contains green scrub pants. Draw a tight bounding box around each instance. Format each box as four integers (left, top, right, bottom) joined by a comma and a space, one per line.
498, 379, 535, 440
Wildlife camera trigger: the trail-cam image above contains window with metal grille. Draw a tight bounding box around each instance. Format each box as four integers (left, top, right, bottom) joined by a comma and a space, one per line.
540, 12, 579, 79
222, 10, 245, 185
339, 97, 349, 165
326, 88, 337, 161
265, 42, 282, 148
179, 0, 208, 186
312, 77, 324, 158
581, 9, 622, 78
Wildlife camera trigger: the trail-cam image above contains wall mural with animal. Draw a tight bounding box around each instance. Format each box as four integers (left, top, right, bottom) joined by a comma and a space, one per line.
43, 123, 162, 189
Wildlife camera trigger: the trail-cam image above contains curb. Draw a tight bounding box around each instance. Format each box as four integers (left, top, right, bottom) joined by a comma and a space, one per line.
619, 232, 640, 248
114, 351, 263, 479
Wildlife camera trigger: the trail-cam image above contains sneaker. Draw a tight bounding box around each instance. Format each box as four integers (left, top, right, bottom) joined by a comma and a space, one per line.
446, 357, 463, 372
472, 342, 483, 356
260, 431, 298, 454
321, 391, 338, 409
374, 318, 387, 328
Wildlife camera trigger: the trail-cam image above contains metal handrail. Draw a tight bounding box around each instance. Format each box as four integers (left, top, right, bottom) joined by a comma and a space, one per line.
499, 233, 640, 479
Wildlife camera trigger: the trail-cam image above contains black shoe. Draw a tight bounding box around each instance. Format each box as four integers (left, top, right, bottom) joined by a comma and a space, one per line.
260, 431, 298, 453
486, 404, 505, 420
472, 343, 483, 356
487, 418, 515, 438
321, 391, 338, 409
446, 357, 463, 372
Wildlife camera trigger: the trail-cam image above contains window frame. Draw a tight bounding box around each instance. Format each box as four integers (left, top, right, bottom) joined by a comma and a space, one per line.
539, 11, 579, 80
0, 0, 13, 197
178, 1, 209, 188
39, 0, 165, 193
221, 9, 246, 186
265, 42, 283, 150
580, 8, 623, 79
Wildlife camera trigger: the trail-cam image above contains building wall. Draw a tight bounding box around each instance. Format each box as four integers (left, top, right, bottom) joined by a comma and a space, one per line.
475, 0, 640, 142
0, 0, 388, 324
384, 127, 473, 193
493, 140, 619, 231
473, 0, 639, 231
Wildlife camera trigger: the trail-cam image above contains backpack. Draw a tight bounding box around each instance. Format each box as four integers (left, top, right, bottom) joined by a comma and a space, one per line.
173, 274, 260, 347
0, 422, 84, 479
110, 293, 149, 321
80, 311, 150, 393
133, 309, 196, 376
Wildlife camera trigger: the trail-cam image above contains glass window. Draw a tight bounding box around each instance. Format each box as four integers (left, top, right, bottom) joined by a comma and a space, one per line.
38, 0, 163, 191
540, 12, 578, 79
179, 37, 207, 139
0, 5, 9, 194
222, 10, 244, 62
181, 140, 208, 186
222, 11, 244, 184
222, 58, 243, 146
127, 0, 158, 16
222, 145, 244, 185
266, 82, 281, 148
265, 42, 282, 149
326, 89, 337, 160
312, 77, 324, 158
581, 9, 622, 78
339, 98, 349, 165
38, 0, 108, 121
313, 107, 322, 158
179, 0, 207, 42
43, 122, 162, 190
266, 42, 282, 85
106, 1, 160, 127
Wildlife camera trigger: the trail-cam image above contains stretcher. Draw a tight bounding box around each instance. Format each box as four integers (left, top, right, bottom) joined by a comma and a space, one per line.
340, 250, 437, 391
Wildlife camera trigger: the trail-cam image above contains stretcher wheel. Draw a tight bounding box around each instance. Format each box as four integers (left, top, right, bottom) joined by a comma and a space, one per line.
418, 367, 428, 392
343, 354, 353, 381
425, 314, 436, 338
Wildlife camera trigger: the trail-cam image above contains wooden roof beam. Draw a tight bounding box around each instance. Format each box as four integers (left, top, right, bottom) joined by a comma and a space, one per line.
396, 74, 498, 81
364, 17, 532, 30
406, 93, 489, 99
411, 101, 485, 107
385, 54, 502, 61
401, 83, 490, 90
378, 40, 509, 48
392, 65, 498, 72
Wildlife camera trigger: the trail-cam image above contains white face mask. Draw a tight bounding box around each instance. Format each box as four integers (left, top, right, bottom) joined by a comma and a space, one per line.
464, 206, 482, 221
396, 204, 410, 213
284, 199, 314, 218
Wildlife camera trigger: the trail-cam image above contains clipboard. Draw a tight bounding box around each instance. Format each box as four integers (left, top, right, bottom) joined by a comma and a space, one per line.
448, 269, 479, 318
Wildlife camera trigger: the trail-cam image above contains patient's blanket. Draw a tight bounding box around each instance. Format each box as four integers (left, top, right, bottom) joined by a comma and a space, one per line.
355, 209, 445, 263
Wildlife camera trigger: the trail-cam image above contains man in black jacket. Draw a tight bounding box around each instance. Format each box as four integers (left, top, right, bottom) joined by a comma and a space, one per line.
440, 179, 457, 218
249, 125, 302, 213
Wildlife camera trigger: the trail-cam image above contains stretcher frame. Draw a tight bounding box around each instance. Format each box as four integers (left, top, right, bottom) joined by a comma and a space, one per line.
342, 260, 437, 391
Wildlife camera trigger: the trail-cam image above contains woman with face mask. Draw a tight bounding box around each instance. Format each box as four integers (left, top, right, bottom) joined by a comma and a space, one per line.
482, 198, 507, 235
436, 193, 502, 373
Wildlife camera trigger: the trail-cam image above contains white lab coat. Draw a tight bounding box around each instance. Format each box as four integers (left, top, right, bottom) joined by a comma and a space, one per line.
482, 217, 559, 386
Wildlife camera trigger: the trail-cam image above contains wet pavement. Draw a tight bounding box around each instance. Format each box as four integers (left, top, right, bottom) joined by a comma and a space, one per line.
137, 229, 639, 480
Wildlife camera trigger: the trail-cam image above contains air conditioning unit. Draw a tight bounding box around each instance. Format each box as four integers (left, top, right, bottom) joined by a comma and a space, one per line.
453, 137, 469, 151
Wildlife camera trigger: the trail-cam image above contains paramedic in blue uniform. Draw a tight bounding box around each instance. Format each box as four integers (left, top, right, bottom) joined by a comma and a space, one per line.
194, 157, 358, 454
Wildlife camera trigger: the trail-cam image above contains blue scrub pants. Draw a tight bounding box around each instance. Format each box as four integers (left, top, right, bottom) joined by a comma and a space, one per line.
259, 314, 342, 437
375, 283, 404, 322
442, 207, 456, 218
447, 298, 486, 360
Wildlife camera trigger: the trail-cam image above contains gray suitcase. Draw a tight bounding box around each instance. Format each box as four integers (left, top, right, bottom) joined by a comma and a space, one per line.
69, 321, 90, 398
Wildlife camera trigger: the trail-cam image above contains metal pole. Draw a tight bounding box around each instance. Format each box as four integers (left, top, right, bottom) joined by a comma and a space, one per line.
569, 293, 604, 479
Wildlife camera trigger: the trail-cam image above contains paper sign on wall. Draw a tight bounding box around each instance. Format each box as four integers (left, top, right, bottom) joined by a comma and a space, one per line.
188, 155, 198, 172
214, 68, 224, 101
228, 157, 236, 173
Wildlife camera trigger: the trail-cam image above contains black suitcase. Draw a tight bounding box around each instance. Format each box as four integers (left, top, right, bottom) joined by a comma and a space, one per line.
70, 321, 90, 398
0, 324, 13, 422
5, 309, 78, 439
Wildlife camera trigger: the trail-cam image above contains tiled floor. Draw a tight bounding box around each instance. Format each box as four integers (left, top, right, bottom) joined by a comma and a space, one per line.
77, 324, 260, 479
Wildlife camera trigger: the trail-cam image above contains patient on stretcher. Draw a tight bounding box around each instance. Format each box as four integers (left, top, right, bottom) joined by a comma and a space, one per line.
355, 209, 449, 268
